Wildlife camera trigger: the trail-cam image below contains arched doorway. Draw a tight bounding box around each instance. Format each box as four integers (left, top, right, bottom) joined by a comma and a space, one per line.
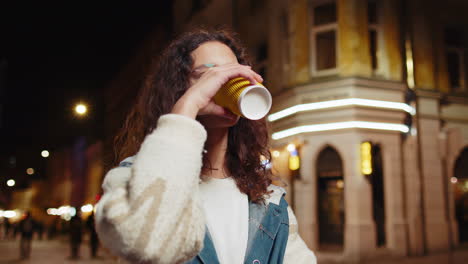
454, 147, 468, 243
370, 144, 386, 247
317, 146, 344, 250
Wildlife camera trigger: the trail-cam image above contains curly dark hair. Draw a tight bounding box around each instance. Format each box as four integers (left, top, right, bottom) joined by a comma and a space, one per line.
114, 28, 272, 203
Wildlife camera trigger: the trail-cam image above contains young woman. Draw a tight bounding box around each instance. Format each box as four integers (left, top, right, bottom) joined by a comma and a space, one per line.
95, 28, 316, 264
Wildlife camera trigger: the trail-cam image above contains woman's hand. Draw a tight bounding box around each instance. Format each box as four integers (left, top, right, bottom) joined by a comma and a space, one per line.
171, 63, 263, 119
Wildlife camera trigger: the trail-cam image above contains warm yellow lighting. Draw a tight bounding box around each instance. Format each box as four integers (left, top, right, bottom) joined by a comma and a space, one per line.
271, 121, 409, 140
3, 210, 16, 218
7, 179, 15, 187
49, 205, 76, 220
81, 204, 94, 213
451, 177, 458, 184
26, 168, 34, 175
47, 208, 59, 215
361, 142, 373, 175
288, 155, 300, 171
272, 121, 409, 140
268, 98, 416, 122
336, 180, 344, 189
75, 103, 87, 115
405, 38, 415, 89
41, 150, 50, 158
287, 144, 296, 152
272, 150, 280, 157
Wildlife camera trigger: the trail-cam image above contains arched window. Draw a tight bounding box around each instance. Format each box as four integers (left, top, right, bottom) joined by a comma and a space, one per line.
316, 146, 344, 249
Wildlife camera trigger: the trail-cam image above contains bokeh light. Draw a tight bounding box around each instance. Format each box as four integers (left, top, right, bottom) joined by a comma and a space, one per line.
26, 168, 34, 175
41, 150, 50, 158
75, 103, 87, 115
7, 179, 15, 187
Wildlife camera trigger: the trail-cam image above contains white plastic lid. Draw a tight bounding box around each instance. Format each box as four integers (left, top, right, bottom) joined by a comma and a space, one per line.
238, 85, 272, 120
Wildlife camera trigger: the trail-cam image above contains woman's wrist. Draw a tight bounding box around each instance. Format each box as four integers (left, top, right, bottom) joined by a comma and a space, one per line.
171, 95, 199, 119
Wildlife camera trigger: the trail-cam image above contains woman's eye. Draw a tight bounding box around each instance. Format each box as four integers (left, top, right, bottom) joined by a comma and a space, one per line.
191, 70, 205, 79
191, 73, 201, 79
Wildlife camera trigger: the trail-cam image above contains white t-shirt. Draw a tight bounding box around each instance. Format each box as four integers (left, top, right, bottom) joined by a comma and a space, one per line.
199, 177, 249, 264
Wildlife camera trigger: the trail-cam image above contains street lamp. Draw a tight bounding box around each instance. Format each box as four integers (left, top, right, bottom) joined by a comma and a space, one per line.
360, 141, 373, 176
272, 150, 280, 158
7, 179, 15, 187
74, 103, 88, 116
41, 150, 50, 158
287, 144, 300, 171
26, 168, 34, 175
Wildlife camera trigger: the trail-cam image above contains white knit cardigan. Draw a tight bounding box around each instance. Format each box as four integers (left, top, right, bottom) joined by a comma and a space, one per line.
95, 114, 316, 264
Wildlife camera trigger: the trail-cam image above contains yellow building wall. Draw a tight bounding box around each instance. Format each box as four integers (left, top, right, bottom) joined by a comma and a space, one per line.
381, 0, 403, 81
337, 0, 372, 77
288, 0, 310, 86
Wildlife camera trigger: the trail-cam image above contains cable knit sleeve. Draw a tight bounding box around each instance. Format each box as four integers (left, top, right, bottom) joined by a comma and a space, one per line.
95, 114, 207, 264
284, 206, 317, 264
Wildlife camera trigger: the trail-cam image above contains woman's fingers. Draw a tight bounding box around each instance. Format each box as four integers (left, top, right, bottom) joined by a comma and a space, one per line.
172, 63, 263, 119
198, 101, 226, 116
207, 64, 262, 85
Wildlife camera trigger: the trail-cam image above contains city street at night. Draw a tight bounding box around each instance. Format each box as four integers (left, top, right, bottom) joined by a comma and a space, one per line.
1, 238, 468, 264
316, 246, 468, 264
0, 237, 115, 264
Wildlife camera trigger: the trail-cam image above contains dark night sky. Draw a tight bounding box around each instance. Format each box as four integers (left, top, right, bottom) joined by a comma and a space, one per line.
0, 2, 171, 185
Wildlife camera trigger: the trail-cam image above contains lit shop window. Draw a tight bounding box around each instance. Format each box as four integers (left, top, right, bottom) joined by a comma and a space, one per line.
445, 28, 466, 93
311, 1, 338, 76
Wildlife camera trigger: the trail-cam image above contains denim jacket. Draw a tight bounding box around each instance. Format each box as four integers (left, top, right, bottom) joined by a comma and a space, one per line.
118, 157, 290, 264
187, 195, 290, 264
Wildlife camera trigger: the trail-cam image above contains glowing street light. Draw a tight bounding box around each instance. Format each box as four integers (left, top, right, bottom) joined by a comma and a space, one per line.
288, 155, 300, 171
41, 150, 50, 158
75, 103, 87, 116
361, 142, 373, 176
7, 179, 15, 187
26, 168, 35, 175
81, 204, 94, 213
287, 143, 300, 171
287, 143, 296, 152
2, 210, 16, 218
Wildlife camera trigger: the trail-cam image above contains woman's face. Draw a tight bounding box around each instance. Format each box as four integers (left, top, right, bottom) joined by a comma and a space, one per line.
190, 41, 241, 129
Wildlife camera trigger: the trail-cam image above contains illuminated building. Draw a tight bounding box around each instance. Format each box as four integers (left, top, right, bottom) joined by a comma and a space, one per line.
101, 0, 468, 261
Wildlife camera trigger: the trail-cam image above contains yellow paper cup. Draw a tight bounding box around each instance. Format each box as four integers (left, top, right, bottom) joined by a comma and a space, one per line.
213, 77, 272, 120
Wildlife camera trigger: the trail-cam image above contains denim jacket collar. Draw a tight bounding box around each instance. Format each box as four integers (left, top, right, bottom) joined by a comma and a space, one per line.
193, 186, 289, 264
243, 197, 289, 263
198, 229, 220, 264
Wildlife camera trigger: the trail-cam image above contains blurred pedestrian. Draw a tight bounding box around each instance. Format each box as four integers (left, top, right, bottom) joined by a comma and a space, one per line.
2, 217, 10, 239
13, 222, 19, 239
86, 212, 99, 258
69, 214, 82, 259
0, 218, 3, 239
18, 211, 35, 259
47, 217, 58, 240
35, 221, 42, 240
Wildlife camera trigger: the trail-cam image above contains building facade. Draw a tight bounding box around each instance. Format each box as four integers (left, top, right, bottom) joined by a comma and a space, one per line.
173, 0, 468, 262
